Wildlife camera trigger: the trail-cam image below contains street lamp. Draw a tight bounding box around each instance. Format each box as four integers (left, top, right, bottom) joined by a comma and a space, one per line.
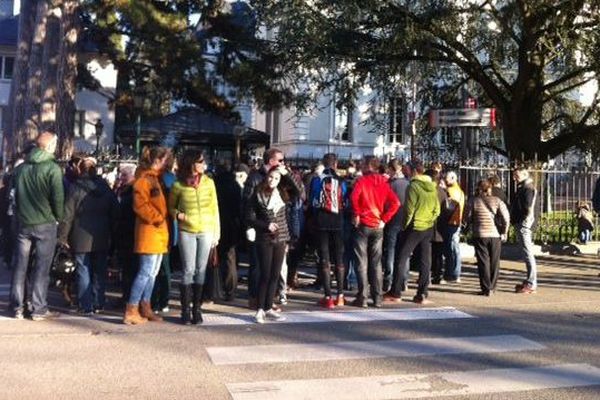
133, 94, 144, 157
94, 118, 104, 155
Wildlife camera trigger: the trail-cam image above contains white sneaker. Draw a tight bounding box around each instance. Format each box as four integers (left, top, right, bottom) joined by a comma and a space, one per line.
279, 294, 288, 305
255, 309, 266, 324
265, 309, 286, 321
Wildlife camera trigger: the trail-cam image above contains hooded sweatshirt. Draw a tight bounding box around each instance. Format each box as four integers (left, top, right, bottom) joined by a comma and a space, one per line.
58, 176, 119, 252
351, 172, 400, 228
14, 147, 64, 226
403, 174, 441, 231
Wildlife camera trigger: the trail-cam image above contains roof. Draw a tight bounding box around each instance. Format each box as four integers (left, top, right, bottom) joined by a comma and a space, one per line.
0, 16, 17, 47
118, 108, 269, 146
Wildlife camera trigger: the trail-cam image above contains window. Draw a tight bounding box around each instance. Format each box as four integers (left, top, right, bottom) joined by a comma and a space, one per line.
335, 105, 353, 142
0, 56, 14, 79
388, 96, 403, 144
73, 110, 86, 137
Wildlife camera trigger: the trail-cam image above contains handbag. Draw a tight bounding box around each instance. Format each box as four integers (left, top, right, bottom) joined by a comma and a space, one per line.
202, 247, 223, 302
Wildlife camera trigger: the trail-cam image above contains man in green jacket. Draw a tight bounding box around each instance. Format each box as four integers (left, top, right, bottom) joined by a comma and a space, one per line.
384, 160, 440, 304
10, 132, 64, 321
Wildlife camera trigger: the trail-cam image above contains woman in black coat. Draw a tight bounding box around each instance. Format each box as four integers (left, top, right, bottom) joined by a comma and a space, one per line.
58, 158, 119, 314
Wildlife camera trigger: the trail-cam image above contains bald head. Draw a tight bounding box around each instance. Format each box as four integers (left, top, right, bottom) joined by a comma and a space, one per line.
36, 132, 58, 154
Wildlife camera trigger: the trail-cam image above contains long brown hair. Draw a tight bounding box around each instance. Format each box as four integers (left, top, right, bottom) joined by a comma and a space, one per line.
176, 149, 204, 182
138, 146, 169, 171
256, 166, 290, 202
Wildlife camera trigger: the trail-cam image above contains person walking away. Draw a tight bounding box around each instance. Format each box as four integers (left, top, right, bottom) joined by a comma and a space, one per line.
309, 153, 348, 308
10, 132, 64, 320
443, 171, 465, 283
427, 169, 448, 285
575, 201, 594, 244
511, 166, 538, 294
350, 156, 400, 308
384, 160, 440, 304
58, 158, 119, 314
382, 159, 410, 292
245, 167, 291, 323
463, 180, 509, 296
151, 154, 177, 314
488, 175, 508, 205
115, 164, 137, 304
169, 150, 220, 324
123, 146, 170, 325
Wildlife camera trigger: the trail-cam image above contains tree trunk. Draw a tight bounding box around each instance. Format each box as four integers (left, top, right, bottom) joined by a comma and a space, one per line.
22, 0, 50, 144
56, 0, 80, 159
40, 9, 61, 133
5, 0, 37, 159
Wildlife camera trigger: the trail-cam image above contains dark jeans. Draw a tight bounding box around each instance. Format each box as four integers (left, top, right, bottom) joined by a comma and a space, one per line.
317, 229, 344, 297
74, 251, 108, 312
256, 241, 286, 311
10, 222, 58, 316
219, 243, 238, 298
431, 242, 445, 281
353, 224, 384, 302
391, 228, 433, 298
473, 237, 501, 293
118, 248, 137, 303
151, 252, 172, 310
247, 243, 260, 298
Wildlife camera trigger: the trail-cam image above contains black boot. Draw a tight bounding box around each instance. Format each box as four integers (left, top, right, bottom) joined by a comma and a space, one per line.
179, 284, 192, 325
192, 284, 203, 324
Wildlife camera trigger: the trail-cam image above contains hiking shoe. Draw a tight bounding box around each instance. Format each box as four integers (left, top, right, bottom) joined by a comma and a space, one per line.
265, 309, 286, 321
279, 294, 288, 305
14, 310, 24, 320
335, 294, 345, 306
351, 297, 368, 308
383, 293, 402, 303
413, 295, 431, 305
255, 309, 266, 324
319, 296, 335, 309
515, 283, 536, 294
31, 311, 60, 321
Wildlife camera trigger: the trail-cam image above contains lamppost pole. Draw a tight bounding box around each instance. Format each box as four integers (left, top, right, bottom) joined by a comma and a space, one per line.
94, 118, 104, 156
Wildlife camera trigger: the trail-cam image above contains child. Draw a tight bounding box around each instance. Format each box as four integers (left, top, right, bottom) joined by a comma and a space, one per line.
576, 201, 594, 244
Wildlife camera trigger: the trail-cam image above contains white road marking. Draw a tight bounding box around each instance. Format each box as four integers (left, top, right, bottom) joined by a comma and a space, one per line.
202, 307, 474, 326
207, 334, 544, 365
227, 363, 600, 400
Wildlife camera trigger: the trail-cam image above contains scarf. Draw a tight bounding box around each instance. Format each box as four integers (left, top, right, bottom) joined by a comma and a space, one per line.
258, 188, 286, 215
186, 174, 201, 189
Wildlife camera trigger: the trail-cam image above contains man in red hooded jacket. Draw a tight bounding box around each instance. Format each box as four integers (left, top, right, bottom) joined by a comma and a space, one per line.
350, 156, 400, 307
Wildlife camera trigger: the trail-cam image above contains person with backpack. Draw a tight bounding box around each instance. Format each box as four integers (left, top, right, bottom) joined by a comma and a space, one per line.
308, 153, 348, 308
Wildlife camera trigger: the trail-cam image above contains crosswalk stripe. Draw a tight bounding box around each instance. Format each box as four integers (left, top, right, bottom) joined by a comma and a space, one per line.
207, 334, 544, 365
202, 307, 474, 326
227, 363, 600, 400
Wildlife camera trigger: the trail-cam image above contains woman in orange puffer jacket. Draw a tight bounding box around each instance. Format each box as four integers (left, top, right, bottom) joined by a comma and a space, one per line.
123, 146, 171, 325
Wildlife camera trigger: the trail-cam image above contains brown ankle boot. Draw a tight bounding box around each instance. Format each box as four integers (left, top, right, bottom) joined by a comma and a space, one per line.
123, 304, 148, 325
140, 301, 163, 322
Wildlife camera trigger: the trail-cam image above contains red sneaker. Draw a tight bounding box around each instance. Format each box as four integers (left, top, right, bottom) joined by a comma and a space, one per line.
515, 283, 536, 294
383, 292, 402, 303
319, 297, 335, 309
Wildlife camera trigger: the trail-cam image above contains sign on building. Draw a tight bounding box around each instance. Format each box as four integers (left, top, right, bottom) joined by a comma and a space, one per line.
429, 108, 497, 128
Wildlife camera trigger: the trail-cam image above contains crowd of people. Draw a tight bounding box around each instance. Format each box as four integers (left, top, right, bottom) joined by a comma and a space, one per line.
1, 130, 543, 324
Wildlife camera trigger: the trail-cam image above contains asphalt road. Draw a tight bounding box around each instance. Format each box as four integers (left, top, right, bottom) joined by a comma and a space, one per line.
1, 248, 599, 400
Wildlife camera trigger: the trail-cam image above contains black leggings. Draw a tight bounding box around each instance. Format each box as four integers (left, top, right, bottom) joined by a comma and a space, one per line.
256, 241, 287, 311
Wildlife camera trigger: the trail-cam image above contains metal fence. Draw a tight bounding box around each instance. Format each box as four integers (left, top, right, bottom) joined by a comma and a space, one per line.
457, 164, 600, 244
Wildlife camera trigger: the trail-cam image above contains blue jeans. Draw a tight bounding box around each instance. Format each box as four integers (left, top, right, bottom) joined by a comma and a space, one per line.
10, 222, 57, 316
383, 224, 402, 290
129, 254, 163, 305
516, 224, 537, 288
579, 229, 592, 244
178, 231, 212, 285
443, 225, 462, 280
74, 252, 108, 312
